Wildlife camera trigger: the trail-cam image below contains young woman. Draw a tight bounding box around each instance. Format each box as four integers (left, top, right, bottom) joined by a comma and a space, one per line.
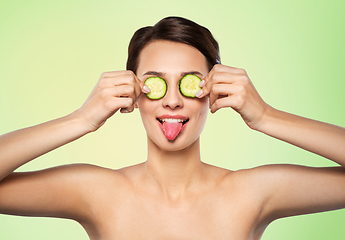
0, 16, 345, 240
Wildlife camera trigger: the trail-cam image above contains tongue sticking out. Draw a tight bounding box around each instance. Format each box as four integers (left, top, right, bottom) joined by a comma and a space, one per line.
161, 122, 183, 140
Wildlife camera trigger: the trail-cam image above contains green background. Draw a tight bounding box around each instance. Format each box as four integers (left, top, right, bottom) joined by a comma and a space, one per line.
1, 0, 344, 239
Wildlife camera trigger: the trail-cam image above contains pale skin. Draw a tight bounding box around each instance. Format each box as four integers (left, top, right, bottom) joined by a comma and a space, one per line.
0, 40, 345, 240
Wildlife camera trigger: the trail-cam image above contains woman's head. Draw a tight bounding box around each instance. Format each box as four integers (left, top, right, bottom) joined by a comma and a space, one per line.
129, 17, 219, 151
126, 16, 221, 74
136, 40, 210, 151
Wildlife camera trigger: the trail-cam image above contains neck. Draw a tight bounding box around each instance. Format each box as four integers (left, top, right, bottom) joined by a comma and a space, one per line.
143, 136, 205, 200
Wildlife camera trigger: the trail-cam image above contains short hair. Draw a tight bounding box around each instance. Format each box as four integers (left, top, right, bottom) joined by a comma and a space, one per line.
126, 16, 221, 74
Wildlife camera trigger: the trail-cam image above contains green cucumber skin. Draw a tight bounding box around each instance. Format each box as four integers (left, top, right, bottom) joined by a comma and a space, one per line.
144, 77, 167, 100
144, 74, 201, 99
179, 74, 202, 98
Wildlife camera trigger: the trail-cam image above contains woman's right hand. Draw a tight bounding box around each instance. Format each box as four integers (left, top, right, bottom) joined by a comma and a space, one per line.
75, 70, 149, 132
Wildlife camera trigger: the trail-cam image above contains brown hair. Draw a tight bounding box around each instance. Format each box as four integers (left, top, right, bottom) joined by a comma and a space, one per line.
126, 16, 221, 74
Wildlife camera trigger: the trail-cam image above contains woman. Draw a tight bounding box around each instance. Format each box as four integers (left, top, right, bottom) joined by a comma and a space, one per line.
0, 16, 344, 240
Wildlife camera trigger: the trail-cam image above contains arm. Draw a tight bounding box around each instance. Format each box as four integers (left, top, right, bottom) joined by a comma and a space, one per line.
199, 64, 345, 220
257, 106, 345, 166
0, 114, 89, 182
198, 64, 345, 166
0, 70, 145, 218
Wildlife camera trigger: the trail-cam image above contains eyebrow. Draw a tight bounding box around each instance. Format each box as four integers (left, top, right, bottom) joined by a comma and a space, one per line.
142, 71, 204, 78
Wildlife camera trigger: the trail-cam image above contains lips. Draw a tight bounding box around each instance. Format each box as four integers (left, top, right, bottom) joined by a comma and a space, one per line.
156, 114, 188, 121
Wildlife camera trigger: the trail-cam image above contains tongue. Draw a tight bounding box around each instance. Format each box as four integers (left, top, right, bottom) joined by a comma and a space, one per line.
162, 122, 183, 140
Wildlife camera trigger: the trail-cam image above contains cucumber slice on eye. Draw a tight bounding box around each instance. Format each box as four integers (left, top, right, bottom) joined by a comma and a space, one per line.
179, 74, 202, 97
144, 77, 167, 99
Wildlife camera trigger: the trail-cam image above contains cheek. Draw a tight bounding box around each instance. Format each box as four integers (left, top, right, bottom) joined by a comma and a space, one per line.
195, 97, 209, 117
137, 95, 157, 127
137, 95, 149, 116
187, 97, 209, 128
197, 97, 209, 128
137, 95, 147, 111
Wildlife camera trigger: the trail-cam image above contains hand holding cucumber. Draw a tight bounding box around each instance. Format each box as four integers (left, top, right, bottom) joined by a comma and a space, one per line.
75, 70, 148, 132
197, 64, 269, 130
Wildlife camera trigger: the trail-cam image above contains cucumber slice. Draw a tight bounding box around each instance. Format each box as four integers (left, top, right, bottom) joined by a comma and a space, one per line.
179, 74, 202, 97
144, 77, 167, 99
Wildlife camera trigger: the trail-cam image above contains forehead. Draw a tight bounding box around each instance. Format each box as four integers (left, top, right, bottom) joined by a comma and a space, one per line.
136, 40, 209, 78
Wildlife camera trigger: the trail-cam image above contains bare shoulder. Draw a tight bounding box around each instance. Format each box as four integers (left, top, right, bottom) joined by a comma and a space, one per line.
224, 164, 345, 221
210, 165, 297, 213
206, 163, 267, 187
218, 164, 329, 196
61, 163, 135, 196
35, 163, 130, 187
228, 163, 345, 191
0, 163, 129, 221
67, 163, 128, 182
207, 164, 299, 228
0, 163, 129, 199
220, 163, 318, 186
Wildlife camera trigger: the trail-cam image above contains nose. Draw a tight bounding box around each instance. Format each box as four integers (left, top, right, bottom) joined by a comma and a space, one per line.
162, 85, 184, 110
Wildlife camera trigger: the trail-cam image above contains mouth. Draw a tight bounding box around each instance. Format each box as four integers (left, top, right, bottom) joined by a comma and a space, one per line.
156, 115, 190, 140
156, 118, 189, 125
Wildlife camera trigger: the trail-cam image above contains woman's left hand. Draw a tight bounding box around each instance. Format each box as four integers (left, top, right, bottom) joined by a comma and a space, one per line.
197, 64, 269, 130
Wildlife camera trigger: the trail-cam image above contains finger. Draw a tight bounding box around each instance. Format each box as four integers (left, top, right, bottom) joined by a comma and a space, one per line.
209, 84, 230, 106
97, 86, 137, 113
122, 101, 136, 113
209, 84, 245, 105
99, 77, 144, 102
136, 75, 152, 94
209, 64, 248, 76
102, 85, 137, 98
210, 96, 231, 114
100, 70, 134, 78
142, 83, 151, 93
98, 71, 138, 94
121, 100, 136, 113
210, 94, 244, 114
116, 84, 142, 112
104, 97, 133, 114
136, 78, 149, 95
206, 64, 248, 85
120, 107, 134, 113
98, 74, 137, 89
198, 72, 237, 98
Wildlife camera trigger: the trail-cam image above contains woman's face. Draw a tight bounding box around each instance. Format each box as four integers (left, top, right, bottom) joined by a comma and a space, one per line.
136, 40, 209, 151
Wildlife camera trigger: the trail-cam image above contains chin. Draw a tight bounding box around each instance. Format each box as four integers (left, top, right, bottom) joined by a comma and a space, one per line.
147, 132, 200, 152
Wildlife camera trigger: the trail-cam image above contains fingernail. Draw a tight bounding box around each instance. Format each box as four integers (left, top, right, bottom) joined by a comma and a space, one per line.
199, 80, 205, 87
143, 85, 151, 93
195, 89, 203, 98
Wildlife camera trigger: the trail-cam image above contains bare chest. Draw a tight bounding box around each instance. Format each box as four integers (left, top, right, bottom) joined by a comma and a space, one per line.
85, 191, 266, 240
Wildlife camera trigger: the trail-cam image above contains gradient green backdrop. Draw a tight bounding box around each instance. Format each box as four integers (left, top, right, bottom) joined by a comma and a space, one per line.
1, 0, 344, 239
